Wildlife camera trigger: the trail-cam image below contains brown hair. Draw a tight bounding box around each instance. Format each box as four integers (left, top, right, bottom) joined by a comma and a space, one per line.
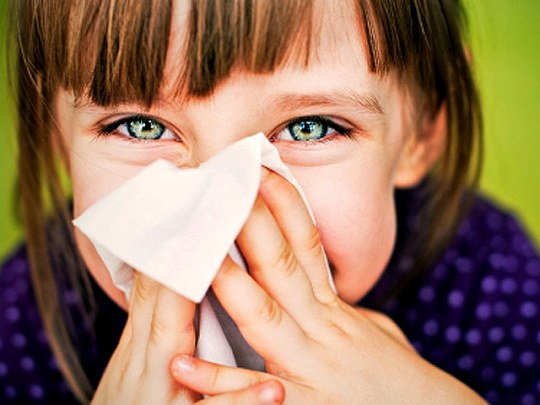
9, 0, 481, 402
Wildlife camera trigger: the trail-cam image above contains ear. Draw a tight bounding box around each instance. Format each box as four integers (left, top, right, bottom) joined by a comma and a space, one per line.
393, 105, 447, 188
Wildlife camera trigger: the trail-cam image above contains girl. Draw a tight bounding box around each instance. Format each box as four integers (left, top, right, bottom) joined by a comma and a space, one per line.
1, 0, 538, 403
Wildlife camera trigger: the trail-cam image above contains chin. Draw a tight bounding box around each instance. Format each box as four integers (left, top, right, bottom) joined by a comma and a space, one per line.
329, 245, 393, 305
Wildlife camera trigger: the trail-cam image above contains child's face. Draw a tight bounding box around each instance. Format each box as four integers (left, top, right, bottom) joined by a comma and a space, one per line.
55, 1, 433, 306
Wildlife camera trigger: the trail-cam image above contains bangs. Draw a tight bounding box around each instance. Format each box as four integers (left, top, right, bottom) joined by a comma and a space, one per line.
16, 0, 471, 112
21, 0, 315, 107
358, 0, 470, 109
19, 0, 461, 109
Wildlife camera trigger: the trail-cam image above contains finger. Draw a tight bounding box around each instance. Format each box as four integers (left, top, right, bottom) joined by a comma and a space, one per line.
170, 354, 272, 395
212, 256, 310, 365
145, 284, 197, 374
236, 194, 322, 324
259, 169, 335, 303
129, 271, 160, 330
123, 272, 160, 366
197, 380, 285, 405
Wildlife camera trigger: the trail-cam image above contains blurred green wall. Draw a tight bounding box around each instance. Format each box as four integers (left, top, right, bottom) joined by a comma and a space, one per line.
0, 2, 539, 260
0, 1, 18, 260
465, 0, 540, 245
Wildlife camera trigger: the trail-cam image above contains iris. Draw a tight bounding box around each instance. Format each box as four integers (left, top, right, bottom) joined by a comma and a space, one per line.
127, 118, 165, 140
287, 119, 327, 141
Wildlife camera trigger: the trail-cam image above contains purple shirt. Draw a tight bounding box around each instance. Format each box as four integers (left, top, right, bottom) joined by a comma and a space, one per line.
1, 195, 539, 403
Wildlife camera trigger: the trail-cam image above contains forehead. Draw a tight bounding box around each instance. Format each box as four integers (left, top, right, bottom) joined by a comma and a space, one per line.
162, 0, 368, 99
57, 0, 387, 108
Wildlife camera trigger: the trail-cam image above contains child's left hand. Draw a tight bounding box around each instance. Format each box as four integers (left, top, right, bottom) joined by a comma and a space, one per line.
170, 171, 486, 404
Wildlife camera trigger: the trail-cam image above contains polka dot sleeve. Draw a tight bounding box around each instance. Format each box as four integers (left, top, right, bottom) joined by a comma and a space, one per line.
369, 196, 540, 404
0, 246, 79, 403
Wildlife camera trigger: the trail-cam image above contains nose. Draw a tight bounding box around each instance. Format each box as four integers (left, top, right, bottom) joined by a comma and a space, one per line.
185, 108, 264, 166
171, 71, 269, 165
191, 130, 259, 165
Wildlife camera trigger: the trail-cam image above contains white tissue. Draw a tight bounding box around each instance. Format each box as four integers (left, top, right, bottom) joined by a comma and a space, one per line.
73, 133, 314, 303
73, 133, 329, 367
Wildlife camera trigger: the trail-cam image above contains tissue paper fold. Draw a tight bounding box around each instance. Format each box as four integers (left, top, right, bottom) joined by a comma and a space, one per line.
73, 133, 313, 302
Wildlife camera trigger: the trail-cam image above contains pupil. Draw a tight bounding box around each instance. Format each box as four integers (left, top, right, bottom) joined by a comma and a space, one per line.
141, 120, 153, 132
301, 122, 315, 134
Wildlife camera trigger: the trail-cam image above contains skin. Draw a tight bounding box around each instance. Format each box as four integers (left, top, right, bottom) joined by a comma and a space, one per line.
54, 0, 484, 403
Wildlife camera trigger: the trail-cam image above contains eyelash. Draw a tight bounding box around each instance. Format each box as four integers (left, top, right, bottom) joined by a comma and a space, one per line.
97, 115, 178, 142
97, 114, 353, 143
274, 115, 353, 143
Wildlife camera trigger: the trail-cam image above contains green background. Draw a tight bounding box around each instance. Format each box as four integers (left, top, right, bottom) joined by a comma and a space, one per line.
1, 1, 539, 260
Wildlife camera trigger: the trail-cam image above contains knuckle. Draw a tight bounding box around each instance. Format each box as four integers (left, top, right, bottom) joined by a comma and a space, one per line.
255, 295, 283, 328
377, 314, 403, 337
273, 242, 298, 278
304, 227, 323, 258
148, 315, 169, 346
180, 320, 196, 336
358, 308, 407, 341
318, 290, 341, 307
369, 310, 397, 330
133, 275, 155, 305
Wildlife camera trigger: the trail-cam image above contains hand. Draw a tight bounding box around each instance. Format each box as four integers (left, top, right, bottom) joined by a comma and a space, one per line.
170, 170, 486, 404
91, 272, 198, 404
92, 273, 284, 404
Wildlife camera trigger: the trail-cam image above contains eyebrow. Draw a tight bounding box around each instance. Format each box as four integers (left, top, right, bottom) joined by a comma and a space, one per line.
266, 90, 385, 116
73, 89, 385, 117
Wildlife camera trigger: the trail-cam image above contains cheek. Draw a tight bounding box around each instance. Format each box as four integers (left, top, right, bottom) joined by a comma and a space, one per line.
69, 142, 149, 310
70, 144, 145, 217
292, 162, 396, 303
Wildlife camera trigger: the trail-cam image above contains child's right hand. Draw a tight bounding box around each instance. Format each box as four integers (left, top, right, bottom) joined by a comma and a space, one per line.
91, 272, 198, 403
91, 272, 284, 404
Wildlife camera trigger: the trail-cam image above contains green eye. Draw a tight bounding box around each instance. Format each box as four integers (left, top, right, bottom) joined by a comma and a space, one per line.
127, 118, 165, 140
287, 120, 328, 141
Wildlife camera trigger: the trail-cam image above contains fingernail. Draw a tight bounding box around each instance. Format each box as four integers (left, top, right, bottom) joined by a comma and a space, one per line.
172, 355, 195, 376
258, 381, 281, 404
